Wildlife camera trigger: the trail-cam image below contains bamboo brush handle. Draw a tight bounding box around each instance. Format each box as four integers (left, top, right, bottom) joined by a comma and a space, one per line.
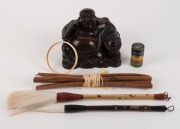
84, 93, 169, 100
84, 94, 153, 100
56, 92, 169, 102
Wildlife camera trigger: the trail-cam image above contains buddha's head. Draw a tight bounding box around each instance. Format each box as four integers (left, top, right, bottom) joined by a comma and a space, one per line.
79, 8, 97, 29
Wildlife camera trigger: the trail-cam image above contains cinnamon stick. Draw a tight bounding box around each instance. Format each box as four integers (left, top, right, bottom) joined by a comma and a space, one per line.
36, 81, 152, 90
37, 73, 150, 77
34, 75, 152, 83
34, 73, 152, 90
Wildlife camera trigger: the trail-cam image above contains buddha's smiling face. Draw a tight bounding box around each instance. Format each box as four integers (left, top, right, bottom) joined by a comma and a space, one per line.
79, 8, 97, 30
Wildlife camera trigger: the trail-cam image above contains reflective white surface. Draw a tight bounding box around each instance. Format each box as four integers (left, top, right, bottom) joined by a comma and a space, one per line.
0, 0, 180, 128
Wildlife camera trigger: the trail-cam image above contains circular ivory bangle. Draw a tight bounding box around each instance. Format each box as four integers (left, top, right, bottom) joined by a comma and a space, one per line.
46, 41, 78, 74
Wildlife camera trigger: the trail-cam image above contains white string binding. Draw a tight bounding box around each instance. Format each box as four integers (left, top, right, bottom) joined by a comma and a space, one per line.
82, 69, 109, 87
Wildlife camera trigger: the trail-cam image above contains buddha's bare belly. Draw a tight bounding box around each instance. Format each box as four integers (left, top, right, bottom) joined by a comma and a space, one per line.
70, 35, 98, 55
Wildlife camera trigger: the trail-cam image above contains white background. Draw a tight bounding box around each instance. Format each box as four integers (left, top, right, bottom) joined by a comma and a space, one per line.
0, 0, 180, 128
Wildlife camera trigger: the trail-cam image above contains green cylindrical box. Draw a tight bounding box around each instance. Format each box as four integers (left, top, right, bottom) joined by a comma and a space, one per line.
131, 43, 145, 67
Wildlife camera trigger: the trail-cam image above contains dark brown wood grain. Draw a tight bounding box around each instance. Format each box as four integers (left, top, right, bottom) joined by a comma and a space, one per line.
61, 8, 122, 69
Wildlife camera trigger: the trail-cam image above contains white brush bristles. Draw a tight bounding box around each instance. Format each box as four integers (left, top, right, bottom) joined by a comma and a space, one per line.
34, 104, 65, 113
8, 90, 57, 115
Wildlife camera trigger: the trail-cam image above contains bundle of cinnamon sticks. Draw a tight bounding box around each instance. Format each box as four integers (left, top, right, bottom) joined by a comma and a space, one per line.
34, 73, 152, 90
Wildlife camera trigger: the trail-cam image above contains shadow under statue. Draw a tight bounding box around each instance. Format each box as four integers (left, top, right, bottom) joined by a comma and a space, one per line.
62, 8, 122, 69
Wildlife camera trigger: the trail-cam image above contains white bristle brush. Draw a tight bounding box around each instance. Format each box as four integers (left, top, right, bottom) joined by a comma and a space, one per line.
33, 104, 175, 113
8, 91, 56, 115
8, 90, 169, 115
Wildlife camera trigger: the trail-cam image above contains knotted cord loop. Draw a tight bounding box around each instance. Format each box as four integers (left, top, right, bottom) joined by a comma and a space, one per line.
167, 105, 175, 112
164, 92, 171, 101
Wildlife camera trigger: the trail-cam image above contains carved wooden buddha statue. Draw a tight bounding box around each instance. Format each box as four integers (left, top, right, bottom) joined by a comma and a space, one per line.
62, 8, 121, 69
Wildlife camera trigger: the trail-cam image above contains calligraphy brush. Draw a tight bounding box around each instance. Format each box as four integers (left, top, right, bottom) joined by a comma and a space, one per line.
8, 91, 170, 114
24, 104, 175, 114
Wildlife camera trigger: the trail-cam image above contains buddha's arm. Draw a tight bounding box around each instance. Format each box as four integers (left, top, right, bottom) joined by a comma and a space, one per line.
62, 20, 77, 41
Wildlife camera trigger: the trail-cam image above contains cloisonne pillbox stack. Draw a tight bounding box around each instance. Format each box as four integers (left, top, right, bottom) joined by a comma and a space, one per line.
131, 43, 145, 67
